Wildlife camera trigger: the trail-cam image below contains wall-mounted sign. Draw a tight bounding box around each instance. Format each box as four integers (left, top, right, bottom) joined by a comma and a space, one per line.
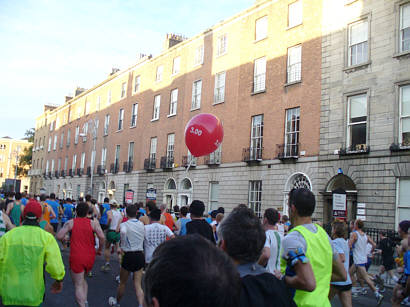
333, 193, 347, 219
357, 208, 366, 215
146, 188, 157, 202
125, 190, 134, 204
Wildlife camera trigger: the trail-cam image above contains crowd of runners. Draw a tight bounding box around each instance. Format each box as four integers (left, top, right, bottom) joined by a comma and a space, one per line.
0, 188, 409, 306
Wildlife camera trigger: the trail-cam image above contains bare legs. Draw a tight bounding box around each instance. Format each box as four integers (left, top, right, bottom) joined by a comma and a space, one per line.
115, 268, 144, 306
71, 270, 88, 307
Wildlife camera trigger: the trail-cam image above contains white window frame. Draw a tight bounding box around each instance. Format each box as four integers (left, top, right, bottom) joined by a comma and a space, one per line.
85, 101, 90, 115
75, 126, 79, 144
400, 84, 410, 146
254, 57, 266, 92
396, 178, 410, 229
131, 103, 138, 127
287, 45, 302, 83
128, 142, 134, 165
152, 95, 161, 121
51, 159, 55, 173
48, 137, 52, 152
97, 96, 101, 111
46, 160, 49, 173
80, 152, 85, 169
255, 16, 268, 41
284, 107, 300, 157
209, 182, 219, 211
134, 75, 140, 93
169, 89, 178, 116
249, 180, 262, 218
156, 65, 163, 82
60, 132, 64, 149
104, 114, 110, 135
150, 137, 157, 161
172, 57, 180, 75
72, 154, 77, 171
64, 156, 68, 172
194, 45, 204, 66
191, 80, 202, 110
209, 145, 222, 164
167, 133, 175, 161
67, 129, 71, 146
288, 0, 302, 28
121, 82, 127, 98
214, 72, 226, 104
251, 115, 264, 160
348, 19, 369, 66
347, 93, 368, 150
58, 158, 61, 172
53, 135, 57, 151
118, 108, 124, 130
217, 34, 227, 56
101, 147, 107, 168
400, 3, 410, 53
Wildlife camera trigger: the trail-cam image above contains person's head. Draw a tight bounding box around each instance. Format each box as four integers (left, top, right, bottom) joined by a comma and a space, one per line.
110, 199, 118, 209
78, 197, 84, 202
332, 220, 347, 239
218, 207, 225, 214
189, 200, 205, 218
149, 208, 161, 222
216, 213, 224, 224
143, 234, 240, 307
379, 231, 386, 239
354, 219, 364, 230
49, 193, 55, 200
288, 188, 316, 220
146, 200, 157, 214
66, 198, 72, 203
282, 215, 289, 223
159, 203, 167, 213
180, 206, 188, 217
211, 210, 218, 219
104, 197, 110, 203
173, 205, 180, 213
15, 192, 22, 201
263, 208, 280, 226
76, 202, 89, 218
126, 204, 138, 218
91, 199, 97, 205
399, 220, 410, 238
40, 194, 47, 202
218, 206, 266, 264
85, 194, 92, 202
23, 199, 42, 221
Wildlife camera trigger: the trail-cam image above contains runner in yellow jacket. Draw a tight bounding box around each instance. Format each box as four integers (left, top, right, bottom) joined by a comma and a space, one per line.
0, 199, 65, 306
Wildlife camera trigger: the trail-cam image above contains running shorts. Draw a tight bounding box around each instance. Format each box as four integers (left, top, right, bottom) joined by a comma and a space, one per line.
69, 255, 95, 274
121, 251, 145, 272
107, 230, 120, 243
332, 284, 352, 292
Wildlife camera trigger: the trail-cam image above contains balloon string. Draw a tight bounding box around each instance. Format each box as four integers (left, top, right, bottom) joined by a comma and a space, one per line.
186, 159, 192, 173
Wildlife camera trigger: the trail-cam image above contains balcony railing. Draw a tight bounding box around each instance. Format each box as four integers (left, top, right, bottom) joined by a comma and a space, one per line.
204, 151, 221, 166
160, 156, 174, 170
110, 163, 119, 174
242, 147, 263, 163
55, 170, 59, 178
69, 169, 73, 177
390, 142, 410, 152
61, 170, 65, 178
123, 161, 133, 173
182, 156, 197, 168
87, 166, 91, 177
144, 158, 156, 171
97, 165, 105, 176
339, 144, 370, 156
47, 171, 52, 178
76, 168, 83, 176
276, 143, 299, 160
43, 172, 47, 179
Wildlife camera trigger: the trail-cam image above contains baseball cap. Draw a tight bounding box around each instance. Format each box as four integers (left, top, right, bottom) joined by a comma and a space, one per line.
24, 200, 42, 220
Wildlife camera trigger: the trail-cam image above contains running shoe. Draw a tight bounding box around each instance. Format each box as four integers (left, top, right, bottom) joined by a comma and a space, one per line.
360, 288, 368, 295
108, 296, 120, 307
115, 275, 120, 283
375, 285, 385, 293
87, 271, 94, 278
376, 293, 384, 306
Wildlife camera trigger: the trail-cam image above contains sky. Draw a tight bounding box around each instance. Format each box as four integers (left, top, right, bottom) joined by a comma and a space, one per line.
0, 0, 251, 139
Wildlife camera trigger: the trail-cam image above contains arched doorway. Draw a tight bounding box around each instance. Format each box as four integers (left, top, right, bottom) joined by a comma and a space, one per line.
67, 183, 72, 199
108, 181, 116, 200
98, 182, 106, 203
178, 178, 193, 207
323, 174, 357, 224
283, 172, 312, 216
163, 178, 177, 210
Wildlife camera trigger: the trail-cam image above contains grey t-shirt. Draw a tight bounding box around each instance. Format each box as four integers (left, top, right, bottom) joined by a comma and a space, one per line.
281, 224, 338, 261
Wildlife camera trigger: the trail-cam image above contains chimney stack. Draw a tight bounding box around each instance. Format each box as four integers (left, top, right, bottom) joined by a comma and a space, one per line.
163, 33, 186, 50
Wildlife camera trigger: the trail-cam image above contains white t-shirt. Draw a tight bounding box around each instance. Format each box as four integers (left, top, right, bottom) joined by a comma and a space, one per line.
120, 219, 145, 252
352, 231, 368, 264
277, 223, 285, 237
110, 209, 123, 231
144, 223, 174, 263
264, 229, 283, 273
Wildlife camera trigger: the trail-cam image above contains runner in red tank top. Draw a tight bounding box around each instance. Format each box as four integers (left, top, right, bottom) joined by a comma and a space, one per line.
57, 202, 105, 307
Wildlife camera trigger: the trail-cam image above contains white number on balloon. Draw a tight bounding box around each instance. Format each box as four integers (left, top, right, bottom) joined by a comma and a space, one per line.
190, 127, 202, 136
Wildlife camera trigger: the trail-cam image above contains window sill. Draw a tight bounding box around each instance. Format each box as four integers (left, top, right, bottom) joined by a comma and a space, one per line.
286, 23, 303, 31
191, 107, 201, 112
343, 61, 371, 73
167, 114, 176, 118
393, 50, 410, 59
116, 129, 123, 133
254, 37, 268, 44
251, 89, 266, 96
193, 62, 204, 68
171, 72, 179, 77
130, 125, 137, 129
103, 134, 108, 137
213, 101, 224, 105
216, 52, 227, 58
284, 80, 302, 87
151, 118, 159, 122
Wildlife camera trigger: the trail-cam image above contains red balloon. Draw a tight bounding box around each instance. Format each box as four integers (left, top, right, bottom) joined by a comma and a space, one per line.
185, 113, 224, 157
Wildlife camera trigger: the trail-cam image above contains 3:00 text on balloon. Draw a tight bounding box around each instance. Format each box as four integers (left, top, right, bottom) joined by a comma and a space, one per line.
190, 127, 202, 136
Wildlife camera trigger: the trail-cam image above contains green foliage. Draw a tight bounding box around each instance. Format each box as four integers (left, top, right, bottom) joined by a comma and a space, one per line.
24, 128, 35, 143
17, 144, 33, 177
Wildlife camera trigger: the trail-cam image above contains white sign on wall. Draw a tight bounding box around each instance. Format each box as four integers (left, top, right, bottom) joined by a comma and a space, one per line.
357, 209, 366, 215
333, 193, 347, 211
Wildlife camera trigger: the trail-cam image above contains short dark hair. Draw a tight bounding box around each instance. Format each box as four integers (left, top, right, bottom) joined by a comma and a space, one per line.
49, 193, 56, 199
218, 207, 225, 214
144, 234, 240, 307
104, 197, 110, 203
218, 206, 266, 264
40, 194, 47, 202
85, 194, 92, 202
180, 206, 188, 217
91, 199, 97, 205
264, 208, 279, 225
149, 208, 161, 221
146, 200, 157, 213
15, 192, 22, 200
76, 202, 89, 218
189, 200, 205, 217
289, 188, 315, 217
399, 220, 410, 233
126, 204, 138, 218
332, 221, 347, 239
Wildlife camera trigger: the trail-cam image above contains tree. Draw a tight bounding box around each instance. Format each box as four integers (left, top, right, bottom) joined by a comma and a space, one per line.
17, 128, 35, 177
23, 128, 35, 143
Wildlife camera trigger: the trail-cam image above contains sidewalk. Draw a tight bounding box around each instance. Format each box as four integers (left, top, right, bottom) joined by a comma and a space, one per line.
367, 264, 396, 289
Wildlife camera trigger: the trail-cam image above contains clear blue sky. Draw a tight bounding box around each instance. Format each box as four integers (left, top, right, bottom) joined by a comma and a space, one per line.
0, 0, 251, 139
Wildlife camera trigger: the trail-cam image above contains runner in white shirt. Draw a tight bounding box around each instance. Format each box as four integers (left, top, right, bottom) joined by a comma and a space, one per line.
102, 200, 123, 272
109, 204, 145, 307
144, 208, 174, 264
258, 208, 283, 274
